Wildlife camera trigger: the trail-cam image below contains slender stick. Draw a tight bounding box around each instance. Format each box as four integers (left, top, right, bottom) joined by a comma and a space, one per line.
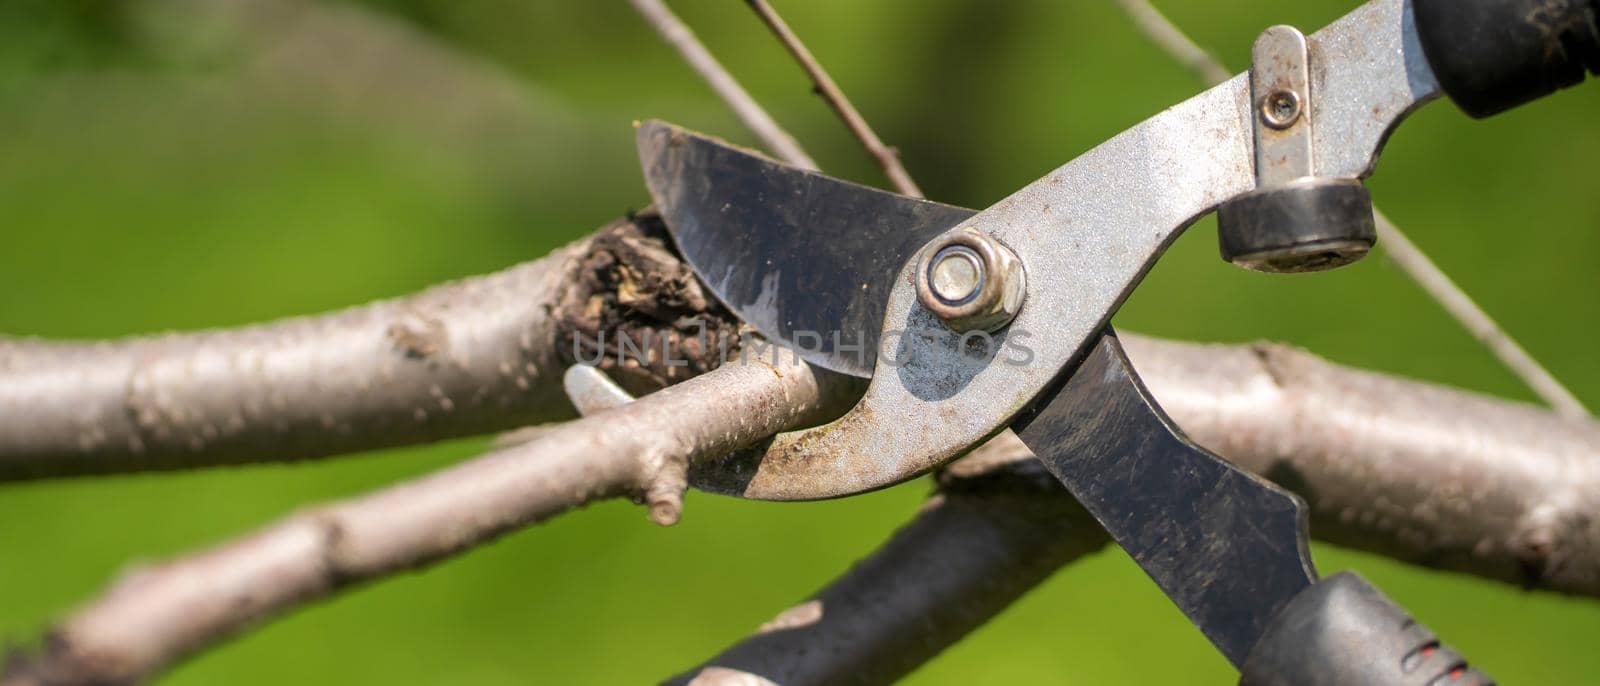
1112, 0, 1588, 418
1372, 208, 1589, 417
744, 0, 923, 197
629, 0, 819, 170
1111, 0, 1231, 84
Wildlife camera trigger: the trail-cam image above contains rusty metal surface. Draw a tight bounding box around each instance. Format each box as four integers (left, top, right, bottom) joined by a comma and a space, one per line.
641, 0, 1438, 501
1252, 25, 1315, 185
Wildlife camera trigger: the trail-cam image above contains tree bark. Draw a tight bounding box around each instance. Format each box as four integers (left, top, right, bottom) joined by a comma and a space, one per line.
5, 217, 1599, 685
3, 353, 832, 686
1126, 335, 1600, 594
673, 340, 1600, 684
0, 214, 740, 479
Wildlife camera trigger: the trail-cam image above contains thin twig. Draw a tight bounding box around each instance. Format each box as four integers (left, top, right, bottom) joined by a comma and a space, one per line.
1372, 208, 1589, 417
1111, 0, 1231, 85
744, 0, 923, 197
629, 0, 818, 170
1112, 0, 1588, 418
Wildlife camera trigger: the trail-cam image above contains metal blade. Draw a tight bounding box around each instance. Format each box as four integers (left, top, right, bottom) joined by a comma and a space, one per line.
631, 0, 1437, 502
1013, 330, 1317, 667
638, 120, 974, 377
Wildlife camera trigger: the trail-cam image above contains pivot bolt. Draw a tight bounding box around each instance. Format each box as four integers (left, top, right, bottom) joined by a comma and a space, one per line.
915, 228, 1025, 333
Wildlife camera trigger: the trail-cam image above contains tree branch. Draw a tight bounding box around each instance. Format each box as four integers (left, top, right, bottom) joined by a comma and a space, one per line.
629, 0, 818, 171
672, 336, 1600, 684
0, 244, 575, 478
0, 214, 735, 480
5, 217, 1598, 683
1111, 0, 1231, 84
744, 0, 922, 197
1368, 208, 1589, 417
4, 1, 1588, 682
3, 351, 837, 686
1126, 335, 1600, 592
1113, 0, 1587, 418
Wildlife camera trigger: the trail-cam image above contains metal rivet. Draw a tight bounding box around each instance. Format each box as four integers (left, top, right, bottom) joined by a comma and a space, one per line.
915, 229, 1026, 333
1261, 90, 1302, 129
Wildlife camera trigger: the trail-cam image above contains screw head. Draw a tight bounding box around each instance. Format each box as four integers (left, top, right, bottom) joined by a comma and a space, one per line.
915, 229, 1025, 333
1261, 90, 1302, 129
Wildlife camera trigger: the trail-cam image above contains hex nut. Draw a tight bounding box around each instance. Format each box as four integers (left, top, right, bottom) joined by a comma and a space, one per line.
914, 228, 1026, 333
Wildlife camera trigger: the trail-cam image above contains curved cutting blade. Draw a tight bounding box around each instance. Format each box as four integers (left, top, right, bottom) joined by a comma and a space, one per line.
1013, 330, 1316, 667
637, 120, 974, 378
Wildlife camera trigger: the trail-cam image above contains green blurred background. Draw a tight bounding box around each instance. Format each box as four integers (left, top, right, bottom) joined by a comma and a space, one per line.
1, 0, 1597, 682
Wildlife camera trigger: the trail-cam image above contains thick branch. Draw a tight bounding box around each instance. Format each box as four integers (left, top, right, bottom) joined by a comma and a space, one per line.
3, 353, 833, 686
0, 245, 577, 478
5, 212, 1598, 684
0, 214, 734, 480
3, 211, 1595, 592
15, 329, 1593, 686
1127, 335, 1600, 593
5, 209, 1594, 591
674, 337, 1600, 684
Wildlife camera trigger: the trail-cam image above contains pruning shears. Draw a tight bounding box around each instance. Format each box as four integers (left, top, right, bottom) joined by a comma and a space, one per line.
635, 0, 1597, 682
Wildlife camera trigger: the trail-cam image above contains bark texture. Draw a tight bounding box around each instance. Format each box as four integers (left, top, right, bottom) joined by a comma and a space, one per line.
3, 354, 829, 686
1128, 335, 1600, 594
5, 219, 1599, 685
0, 213, 735, 480
673, 342, 1600, 684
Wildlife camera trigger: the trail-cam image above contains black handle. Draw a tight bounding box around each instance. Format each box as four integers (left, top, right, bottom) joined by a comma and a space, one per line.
1414, 0, 1599, 117
1238, 572, 1493, 686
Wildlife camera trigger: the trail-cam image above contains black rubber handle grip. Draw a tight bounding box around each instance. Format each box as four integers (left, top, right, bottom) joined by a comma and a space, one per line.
1413, 0, 1599, 117
1238, 572, 1493, 686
